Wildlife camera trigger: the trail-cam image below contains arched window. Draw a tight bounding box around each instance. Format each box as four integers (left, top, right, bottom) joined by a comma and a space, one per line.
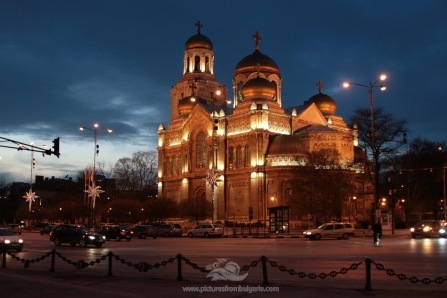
205, 56, 210, 72
194, 56, 201, 72
186, 57, 191, 73
237, 81, 244, 103
244, 145, 250, 168
228, 147, 234, 169
177, 155, 182, 175
236, 146, 242, 169
196, 132, 207, 168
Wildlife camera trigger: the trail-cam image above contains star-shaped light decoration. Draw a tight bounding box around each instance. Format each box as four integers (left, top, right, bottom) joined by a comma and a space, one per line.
204, 167, 221, 188
84, 182, 105, 208
23, 187, 39, 211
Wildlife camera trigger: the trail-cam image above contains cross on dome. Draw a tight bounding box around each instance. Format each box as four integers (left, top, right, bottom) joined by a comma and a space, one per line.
252, 31, 262, 50
195, 20, 203, 34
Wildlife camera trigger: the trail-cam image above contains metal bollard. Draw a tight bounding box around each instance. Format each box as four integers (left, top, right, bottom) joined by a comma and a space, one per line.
261, 255, 269, 285
177, 253, 183, 281
50, 249, 56, 272
108, 251, 113, 277
365, 258, 373, 291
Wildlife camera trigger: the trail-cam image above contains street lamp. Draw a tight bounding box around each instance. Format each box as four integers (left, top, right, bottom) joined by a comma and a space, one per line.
80, 123, 112, 227
343, 74, 387, 221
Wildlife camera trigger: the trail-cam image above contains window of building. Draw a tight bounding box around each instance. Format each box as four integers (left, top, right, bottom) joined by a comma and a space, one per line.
196, 132, 207, 168
236, 146, 242, 169
194, 56, 200, 72
244, 145, 250, 167
228, 147, 234, 169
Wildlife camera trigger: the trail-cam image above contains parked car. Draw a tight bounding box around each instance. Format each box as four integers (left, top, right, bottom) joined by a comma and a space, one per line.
130, 225, 156, 239
7, 224, 22, 235
187, 224, 224, 238
148, 224, 183, 238
49, 224, 106, 247
303, 222, 355, 240
410, 220, 446, 238
96, 225, 132, 241
0, 228, 24, 252
40, 224, 57, 235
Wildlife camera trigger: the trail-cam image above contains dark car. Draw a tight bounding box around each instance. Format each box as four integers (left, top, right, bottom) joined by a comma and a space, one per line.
130, 225, 156, 239
49, 224, 106, 247
0, 228, 24, 252
410, 220, 446, 238
148, 224, 183, 238
40, 224, 57, 235
96, 225, 132, 241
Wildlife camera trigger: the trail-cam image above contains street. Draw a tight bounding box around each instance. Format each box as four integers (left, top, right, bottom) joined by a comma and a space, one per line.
1, 231, 447, 297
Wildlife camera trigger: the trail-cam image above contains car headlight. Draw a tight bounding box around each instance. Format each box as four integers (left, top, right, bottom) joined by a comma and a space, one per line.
88, 236, 95, 240
440, 228, 446, 234
102, 236, 106, 240
410, 228, 415, 232
304, 231, 312, 235
5, 240, 11, 244
423, 226, 431, 232
19, 239, 24, 244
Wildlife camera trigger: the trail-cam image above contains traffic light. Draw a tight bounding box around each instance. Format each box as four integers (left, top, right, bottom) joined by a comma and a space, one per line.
52, 137, 60, 158
96, 144, 99, 154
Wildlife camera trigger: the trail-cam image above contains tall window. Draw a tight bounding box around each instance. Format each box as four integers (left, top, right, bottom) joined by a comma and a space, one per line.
244, 145, 250, 168
236, 146, 242, 169
194, 56, 200, 72
205, 56, 210, 72
228, 147, 234, 169
196, 132, 207, 168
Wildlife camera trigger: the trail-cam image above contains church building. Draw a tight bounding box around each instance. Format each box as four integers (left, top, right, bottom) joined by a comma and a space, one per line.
157, 23, 371, 227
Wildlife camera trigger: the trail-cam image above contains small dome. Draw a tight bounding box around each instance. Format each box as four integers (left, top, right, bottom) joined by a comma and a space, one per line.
177, 95, 206, 116
235, 49, 280, 75
308, 92, 337, 116
268, 135, 308, 155
241, 77, 276, 101
185, 33, 213, 50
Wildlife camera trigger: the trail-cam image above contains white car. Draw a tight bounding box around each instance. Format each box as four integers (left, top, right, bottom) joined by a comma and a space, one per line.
0, 228, 24, 252
303, 222, 354, 240
187, 224, 224, 238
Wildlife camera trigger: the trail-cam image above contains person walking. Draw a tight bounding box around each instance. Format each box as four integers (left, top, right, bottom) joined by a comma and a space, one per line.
372, 221, 383, 246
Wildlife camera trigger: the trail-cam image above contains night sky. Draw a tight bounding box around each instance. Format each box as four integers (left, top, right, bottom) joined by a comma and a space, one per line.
1, 0, 446, 183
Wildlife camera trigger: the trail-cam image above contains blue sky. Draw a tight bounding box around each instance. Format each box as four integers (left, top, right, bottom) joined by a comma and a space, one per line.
1, 0, 446, 183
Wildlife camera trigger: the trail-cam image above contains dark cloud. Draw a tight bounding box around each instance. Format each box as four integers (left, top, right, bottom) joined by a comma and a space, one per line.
1, 0, 446, 182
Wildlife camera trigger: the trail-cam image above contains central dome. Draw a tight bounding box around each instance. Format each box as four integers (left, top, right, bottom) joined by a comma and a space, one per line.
241, 77, 276, 101
307, 93, 337, 116
185, 33, 213, 50
235, 49, 280, 75
177, 95, 206, 116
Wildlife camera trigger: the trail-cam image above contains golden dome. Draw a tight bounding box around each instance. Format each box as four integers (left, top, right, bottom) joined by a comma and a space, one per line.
241, 77, 276, 101
235, 49, 280, 76
177, 95, 205, 116
185, 33, 213, 50
308, 92, 337, 116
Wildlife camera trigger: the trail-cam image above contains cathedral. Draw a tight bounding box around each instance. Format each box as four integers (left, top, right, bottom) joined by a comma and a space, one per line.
157, 23, 370, 228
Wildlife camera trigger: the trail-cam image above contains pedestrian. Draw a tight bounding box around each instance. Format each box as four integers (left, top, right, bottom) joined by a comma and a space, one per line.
372, 221, 382, 246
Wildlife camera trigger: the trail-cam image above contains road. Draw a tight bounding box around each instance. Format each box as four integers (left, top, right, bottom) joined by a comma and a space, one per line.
1, 231, 447, 297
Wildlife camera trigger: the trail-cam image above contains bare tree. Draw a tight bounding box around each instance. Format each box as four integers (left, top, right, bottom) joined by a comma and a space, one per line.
351, 107, 407, 218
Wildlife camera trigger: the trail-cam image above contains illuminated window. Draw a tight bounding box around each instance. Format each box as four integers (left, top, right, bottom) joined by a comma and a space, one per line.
194, 56, 200, 72
244, 145, 250, 168
196, 132, 207, 168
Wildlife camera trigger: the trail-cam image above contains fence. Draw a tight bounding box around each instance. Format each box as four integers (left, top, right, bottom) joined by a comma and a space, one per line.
1, 249, 446, 291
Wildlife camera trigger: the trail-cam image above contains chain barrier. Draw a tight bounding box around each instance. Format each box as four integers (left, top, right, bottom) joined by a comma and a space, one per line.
267, 257, 363, 279
2, 249, 447, 289
55, 251, 108, 269
113, 254, 176, 272
181, 255, 210, 273
7, 251, 52, 269
240, 257, 262, 272
373, 261, 447, 285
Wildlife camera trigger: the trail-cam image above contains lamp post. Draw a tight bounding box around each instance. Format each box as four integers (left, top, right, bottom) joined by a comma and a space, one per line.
343, 74, 387, 221
80, 123, 112, 227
